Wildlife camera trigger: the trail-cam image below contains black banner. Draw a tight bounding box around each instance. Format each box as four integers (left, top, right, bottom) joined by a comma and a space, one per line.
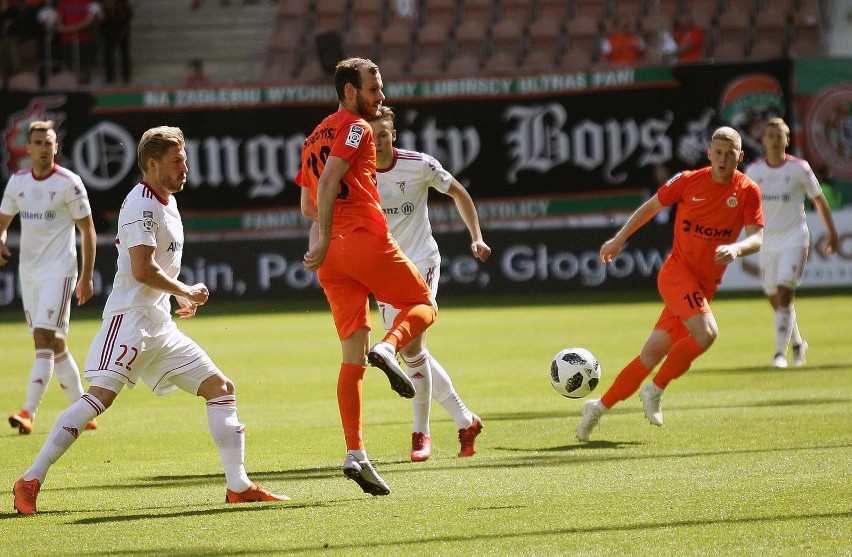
1, 61, 792, 231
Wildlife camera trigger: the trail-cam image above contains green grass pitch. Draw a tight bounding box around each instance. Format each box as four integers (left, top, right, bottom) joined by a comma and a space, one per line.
1, 290, 850, 556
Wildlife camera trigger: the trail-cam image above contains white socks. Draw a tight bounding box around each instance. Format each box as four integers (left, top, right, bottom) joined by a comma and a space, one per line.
775, 307, 794, 355
24, 394, 105, 483
206, 395, 251, 493
403, 351, 432, 434
54, 350, 85, 403
23, 349, 55, 416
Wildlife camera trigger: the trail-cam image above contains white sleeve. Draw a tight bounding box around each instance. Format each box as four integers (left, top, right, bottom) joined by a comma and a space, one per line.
0, 178, 18, 216
120, 197, 158, 249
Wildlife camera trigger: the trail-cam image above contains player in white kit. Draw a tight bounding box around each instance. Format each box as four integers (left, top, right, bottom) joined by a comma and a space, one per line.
367, 107, 491, 461
745, 117, 838, 368
13, 126, 288, 515
0, 120, 97, 435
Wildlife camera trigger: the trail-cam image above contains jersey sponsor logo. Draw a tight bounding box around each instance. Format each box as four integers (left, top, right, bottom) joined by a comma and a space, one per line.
44, 210, 56, 221
345, 125, 364, 148
382, 207, 399, 215
20, 211, 43, 220
682, 219, 735, 239
401, 202, 414, 215
167, 241, 183, 252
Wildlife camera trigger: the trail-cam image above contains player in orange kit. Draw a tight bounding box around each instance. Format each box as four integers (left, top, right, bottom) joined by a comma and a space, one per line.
296, 57, 436, 495
576, 126, 764, 441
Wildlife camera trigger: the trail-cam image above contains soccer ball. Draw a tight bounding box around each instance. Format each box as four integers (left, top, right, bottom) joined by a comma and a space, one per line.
550, 347, 602, 399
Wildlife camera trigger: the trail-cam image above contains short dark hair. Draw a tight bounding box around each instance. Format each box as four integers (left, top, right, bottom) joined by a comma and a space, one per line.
28, 120, 56, 142
334, 57, 379, 101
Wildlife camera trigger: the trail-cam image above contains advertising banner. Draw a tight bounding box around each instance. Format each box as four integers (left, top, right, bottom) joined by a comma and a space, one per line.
1, 61, 793, 231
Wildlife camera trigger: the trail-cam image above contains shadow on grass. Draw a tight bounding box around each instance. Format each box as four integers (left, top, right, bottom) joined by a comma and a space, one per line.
72, 508, 852, 556
695, 363, 852, 374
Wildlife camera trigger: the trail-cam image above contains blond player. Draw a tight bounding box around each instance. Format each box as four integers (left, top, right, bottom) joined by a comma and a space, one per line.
367, 106, 490, 462
13, 126, 288, 515
745, 118, 838, 368
577, 127, 764, 441
1, 120, 97, 435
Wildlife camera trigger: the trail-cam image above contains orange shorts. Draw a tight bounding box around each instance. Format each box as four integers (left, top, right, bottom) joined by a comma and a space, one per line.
317, 228, 433, 340
655, 261, 716, 342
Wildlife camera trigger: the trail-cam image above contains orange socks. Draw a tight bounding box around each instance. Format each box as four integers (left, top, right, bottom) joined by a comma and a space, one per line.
600, 356, 651, 409
337, 363, 366, 450
384, 303, 436, 349
653, 335, 705, 389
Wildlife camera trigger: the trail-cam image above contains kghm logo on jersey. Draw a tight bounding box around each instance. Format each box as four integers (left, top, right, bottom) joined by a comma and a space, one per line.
345, 125, 364, 148
682, 219, 735, 240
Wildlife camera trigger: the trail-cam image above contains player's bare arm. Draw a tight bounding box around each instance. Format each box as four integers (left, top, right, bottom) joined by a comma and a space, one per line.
812, 195, 839, 255
304, 155, 349, 271
600, 195, 663, 262
714, 224, 763, 265
446, 179, 491, 263
0, 212, 12, 266
74, 214, 97, 305
128, 244, 209, 305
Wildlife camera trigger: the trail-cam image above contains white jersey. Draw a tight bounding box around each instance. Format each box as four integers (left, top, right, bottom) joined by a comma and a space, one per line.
745, 155, 823, 251
0, 164, 91, 281
376, 148, 452, 267
103, 183, 184, 322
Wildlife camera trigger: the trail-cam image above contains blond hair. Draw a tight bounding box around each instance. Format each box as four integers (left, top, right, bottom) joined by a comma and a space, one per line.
711, 126, 742, 151
137, 126, 185, 174
763, 117, 790, 138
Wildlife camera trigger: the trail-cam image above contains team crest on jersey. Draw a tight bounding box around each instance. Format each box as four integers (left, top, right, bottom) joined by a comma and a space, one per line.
49, 191, 56, 201
397, 180, 406, 193
74, 186, 82, 195
345, 125, 364, 148
726, 196, 738, 207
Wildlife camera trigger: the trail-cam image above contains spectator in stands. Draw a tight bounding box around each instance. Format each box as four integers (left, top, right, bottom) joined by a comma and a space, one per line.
665, 13, 705, 63
56, 0, 102, 85
1, 0, 22, 89
101, 0, 133, 84
184, 57, 211, 87
601, 14, 645, 65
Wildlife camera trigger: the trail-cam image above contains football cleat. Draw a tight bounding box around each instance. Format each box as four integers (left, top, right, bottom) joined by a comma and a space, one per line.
772, 353, 788, 369
13, 477, 41, 515
792, 341, 808, 367
85, 419, 98, 431
411, 432, 432, 462
9, 410, 33, 435
226, 483, 290, 503
457, 415, 483, 457
640, 382, 664, 426
576, 399, 604, 442
343, 454, 390, 496
367, 342, 415, 398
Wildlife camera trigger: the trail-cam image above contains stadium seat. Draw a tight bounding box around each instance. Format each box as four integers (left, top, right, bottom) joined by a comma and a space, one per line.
446, 53, 483, 75
344, 27, 378, 60
558, 47, 594, 70
565, 14, 601, 56
408, 53, 445, 77
710, 40, 745, 62
483, 50, 519, 74
378, 25, 415, 66
454, 18, 489, 60
748, 38, 785, 60
520, 49, 557, 72
489, 18, 525, 63
416, 20, 452, 62
497, 0, 532, 26
422, 0, 458, 27
350, 0, 387, 30
527, 18, 563, 62
753, 7, 791, 47
458, 0, 495, 26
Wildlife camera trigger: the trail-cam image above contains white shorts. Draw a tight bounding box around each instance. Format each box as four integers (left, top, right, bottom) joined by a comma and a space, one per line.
377, 263, 439, 332
21, 276, 75, 337
84, 312, 220, 396
760, 246, 808, 295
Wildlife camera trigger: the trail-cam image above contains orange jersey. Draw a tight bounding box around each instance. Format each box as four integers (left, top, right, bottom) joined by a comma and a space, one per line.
295, 109, 388, 237
657, 167, 763, 291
